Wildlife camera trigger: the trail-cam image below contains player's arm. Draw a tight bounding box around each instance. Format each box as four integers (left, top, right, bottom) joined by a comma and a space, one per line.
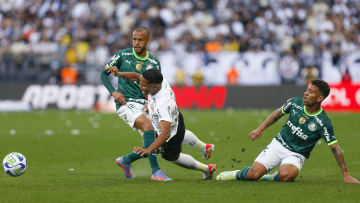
248, 107, 284, 141
133, 121, 171, 156
115, 72, 141, 81
101, 65, 126, 104
329, 143, 359, 183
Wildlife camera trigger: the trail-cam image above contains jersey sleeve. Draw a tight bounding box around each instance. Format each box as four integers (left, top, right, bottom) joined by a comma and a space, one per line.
281, 97, 295, 115
320, 121, 337, 146
106, 51, 122, 68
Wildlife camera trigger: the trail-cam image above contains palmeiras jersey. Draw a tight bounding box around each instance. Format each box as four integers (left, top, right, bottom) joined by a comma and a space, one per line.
101, 48, 161, 110
275, 97, 337, 158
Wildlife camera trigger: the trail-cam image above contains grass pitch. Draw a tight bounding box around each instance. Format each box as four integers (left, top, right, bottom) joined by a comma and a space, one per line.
0, 110, 359, 202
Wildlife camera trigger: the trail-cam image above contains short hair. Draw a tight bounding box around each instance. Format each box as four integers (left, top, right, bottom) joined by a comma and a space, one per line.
134, 27, 150, 38
311, 79, 330, 99
143, 69, 163, 84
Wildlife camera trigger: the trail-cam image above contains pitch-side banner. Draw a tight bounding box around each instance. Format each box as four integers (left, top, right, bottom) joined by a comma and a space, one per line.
322, 84, 360, 112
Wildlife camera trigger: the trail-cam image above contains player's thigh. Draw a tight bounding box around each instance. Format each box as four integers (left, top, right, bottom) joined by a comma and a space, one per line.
254, 139, 283, 172
278, 153, 306, 181
117, 102, 151, 132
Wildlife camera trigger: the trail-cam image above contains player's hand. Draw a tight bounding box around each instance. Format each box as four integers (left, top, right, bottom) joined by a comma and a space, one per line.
105, 66, 118, 75
344, 175, 359, 183
112, 91, 126, 104
133, 147, 151, 157
142, 103, 149, 114
248, 128, 263, 141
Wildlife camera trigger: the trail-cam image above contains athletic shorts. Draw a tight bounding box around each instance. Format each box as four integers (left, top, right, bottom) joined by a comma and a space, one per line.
254, 138, 306, 172
160, 112, 185, 161
116, 102, 150, 133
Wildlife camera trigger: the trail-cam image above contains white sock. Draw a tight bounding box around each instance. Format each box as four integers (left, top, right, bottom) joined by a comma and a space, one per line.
183, 130, 206, 152
172, 153, 208, 172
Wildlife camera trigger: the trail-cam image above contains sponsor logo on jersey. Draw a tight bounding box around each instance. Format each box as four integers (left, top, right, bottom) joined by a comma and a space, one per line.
314, 116, 324, 127
308, 122, 317, 132
125, 60, 131, 65
299, 117, 306, 124
148, 58, 158, 64
121, 53, 133, 56
287, 120, 308, 140
292, 103, 302, 110
109, 55, 120, 66
136, 61, 143, 71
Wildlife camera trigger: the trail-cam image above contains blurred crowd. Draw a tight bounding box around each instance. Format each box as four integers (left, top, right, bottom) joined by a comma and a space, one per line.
0, 0, 359, 85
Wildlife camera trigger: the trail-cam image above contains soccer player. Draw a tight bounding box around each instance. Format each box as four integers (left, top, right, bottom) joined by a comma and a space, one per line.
108, 68, 216, 180
217, 79, 359, 183
100, 27, 170, 181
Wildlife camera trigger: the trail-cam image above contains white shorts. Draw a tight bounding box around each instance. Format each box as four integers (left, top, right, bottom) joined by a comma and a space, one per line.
116, 102, 150, 134
254, 138, 306, 172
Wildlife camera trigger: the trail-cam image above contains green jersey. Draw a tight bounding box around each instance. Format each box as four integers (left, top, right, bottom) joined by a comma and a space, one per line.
275, 97, 337, 158
101, 48, 161, 110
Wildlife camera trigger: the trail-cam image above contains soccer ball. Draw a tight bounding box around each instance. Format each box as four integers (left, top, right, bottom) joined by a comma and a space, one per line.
3, 152, 27, 177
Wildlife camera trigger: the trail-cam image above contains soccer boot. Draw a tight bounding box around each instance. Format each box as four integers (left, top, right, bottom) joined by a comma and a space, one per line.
216, 170, 240, 180
151, 170, 172, 181
115, 156, 133, 178
202, 144, 215, 160
203, 164, 216, 180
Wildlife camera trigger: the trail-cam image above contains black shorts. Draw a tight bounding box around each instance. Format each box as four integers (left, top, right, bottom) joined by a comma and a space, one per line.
160, 112, 185, 161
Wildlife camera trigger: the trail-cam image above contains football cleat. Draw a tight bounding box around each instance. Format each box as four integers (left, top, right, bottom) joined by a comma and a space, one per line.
115, 156, 133, 178
260, 171, 278, 181
216, 170, 240, 181
203, 164, 216, 180
202, 144, 215, 160
151, 170, 172, 181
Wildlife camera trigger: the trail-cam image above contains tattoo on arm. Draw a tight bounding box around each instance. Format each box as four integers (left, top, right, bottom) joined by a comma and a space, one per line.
263, 110, 282, 129
331, 146, 349, 175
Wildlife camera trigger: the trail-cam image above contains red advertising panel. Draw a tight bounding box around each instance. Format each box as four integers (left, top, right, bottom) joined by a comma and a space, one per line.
322, 83, 360, 112
172, 86, 227, 109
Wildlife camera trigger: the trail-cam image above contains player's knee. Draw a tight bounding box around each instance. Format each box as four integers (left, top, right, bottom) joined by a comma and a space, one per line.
161, 151, 180, 161
278, 171, 296, 182
142, 122, 154, 131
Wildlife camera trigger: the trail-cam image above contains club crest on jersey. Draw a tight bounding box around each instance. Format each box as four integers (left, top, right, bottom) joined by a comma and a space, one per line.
308, 122, 317, 132
299, 117, 306, 125
136, 61, 143, 71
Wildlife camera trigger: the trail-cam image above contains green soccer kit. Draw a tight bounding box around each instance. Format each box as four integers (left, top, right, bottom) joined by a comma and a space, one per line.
101, 48, 161, 110
275, 97, 337, 158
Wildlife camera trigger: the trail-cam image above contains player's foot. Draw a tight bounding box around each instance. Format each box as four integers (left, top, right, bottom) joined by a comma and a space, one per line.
201, 144, 215, 160
216, 170, 240, 180
115, 156, 133, 178
203, 164, 216, 180
151, 170, 172, 181
260, 171, 278, 181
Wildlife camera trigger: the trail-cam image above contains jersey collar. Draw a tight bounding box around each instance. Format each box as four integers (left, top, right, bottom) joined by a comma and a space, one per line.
132, 48, 149, 60
304, 105, 323, 117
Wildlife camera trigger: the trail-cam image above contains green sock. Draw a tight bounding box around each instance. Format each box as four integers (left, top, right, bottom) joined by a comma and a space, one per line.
122, 152, 142, 164
143, 130, 161, 174
235, 167, 251, 180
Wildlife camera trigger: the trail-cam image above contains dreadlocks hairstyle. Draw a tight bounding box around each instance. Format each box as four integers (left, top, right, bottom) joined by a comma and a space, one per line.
311, 79, 330, 99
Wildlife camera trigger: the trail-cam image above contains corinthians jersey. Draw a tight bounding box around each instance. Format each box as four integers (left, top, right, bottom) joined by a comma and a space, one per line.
105, 48, 161, 110
148, 79, 179, 142
275, 97, 337, 158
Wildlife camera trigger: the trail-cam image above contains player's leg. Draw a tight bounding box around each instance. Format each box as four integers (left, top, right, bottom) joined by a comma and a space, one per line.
276, 152, 306, 182
115, 103, 162, 178
217, 138, 282, 181
161, 112, 216, 180
183, 130, 215, 160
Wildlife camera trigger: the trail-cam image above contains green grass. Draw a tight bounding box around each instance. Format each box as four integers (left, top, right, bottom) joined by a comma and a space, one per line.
0, 110, 359, 202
